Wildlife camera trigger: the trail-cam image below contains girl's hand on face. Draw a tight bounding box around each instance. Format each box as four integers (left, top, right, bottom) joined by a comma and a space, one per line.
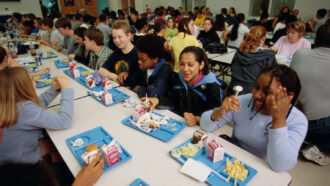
267, 85, 293, 123
184, 112, 198, 126
141, 97, 158, 110
212, 96, 240, 121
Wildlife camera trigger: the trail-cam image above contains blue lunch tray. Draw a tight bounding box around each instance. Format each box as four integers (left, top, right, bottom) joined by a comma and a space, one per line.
122, 112, 187, 142
87, 87, 130, 107
66, 126, 132, 173
169, 139, 258, 186
129, 178, 150, 186
54, 58, 73, 68
38, 51, 57, 59
64, 66, 100, 90
33, 73, 52, 88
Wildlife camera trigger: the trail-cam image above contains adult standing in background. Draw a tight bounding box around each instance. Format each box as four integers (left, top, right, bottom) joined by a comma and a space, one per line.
291, 24, 330, 166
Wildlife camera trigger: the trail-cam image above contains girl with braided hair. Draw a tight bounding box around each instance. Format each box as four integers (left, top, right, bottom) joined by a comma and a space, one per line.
200, 65, 308, 172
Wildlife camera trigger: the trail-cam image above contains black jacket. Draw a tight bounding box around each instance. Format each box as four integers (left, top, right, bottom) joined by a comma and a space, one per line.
228, 48, 277, 95
158, 72, 223, 117
198, 28, 221, 47
132, 59, 171, 98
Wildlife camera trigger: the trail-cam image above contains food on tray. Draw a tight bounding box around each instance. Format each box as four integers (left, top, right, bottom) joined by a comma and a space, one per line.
62, 58, 71, 63
81, 71, 91, 76
193, 130, 208, 144
34, 76, 48, 83
85, 75, 95, 88
81, 144, 99, 164
207, 139, 224, 162
71, 138, 84, 147
172, 143, 201, 158
43, 79, 52, 84
223, 157, 249, 186
142, 99, 152, 112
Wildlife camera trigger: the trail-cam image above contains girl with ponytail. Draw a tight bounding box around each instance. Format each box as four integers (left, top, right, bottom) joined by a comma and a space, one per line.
224, 13, 249, 48
227, 26, 277, 95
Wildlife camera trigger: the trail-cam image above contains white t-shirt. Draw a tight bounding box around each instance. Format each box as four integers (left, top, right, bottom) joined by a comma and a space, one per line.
228, 23, 249, 48
273, 22, 286, 33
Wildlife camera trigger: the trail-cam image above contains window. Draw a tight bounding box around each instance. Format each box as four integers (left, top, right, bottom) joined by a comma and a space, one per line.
249, 0, 270, 17
269, 0, 295, 17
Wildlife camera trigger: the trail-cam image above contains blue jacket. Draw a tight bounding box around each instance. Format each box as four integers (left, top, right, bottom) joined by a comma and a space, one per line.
158, 72, 224, 117
135, 59, 171, 98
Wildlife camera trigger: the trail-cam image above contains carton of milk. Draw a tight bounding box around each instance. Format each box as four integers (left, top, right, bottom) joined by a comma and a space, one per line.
102, 143, 120, 166
207, 139, 224, 162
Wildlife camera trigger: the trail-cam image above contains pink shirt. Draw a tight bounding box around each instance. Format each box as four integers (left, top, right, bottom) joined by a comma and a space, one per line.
274, 36, 311, 57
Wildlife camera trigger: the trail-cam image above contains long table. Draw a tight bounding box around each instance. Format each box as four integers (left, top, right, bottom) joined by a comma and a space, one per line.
208, 48, 236, 80
46, 86, 292, 186
20, 46, 119, 107
6, 42, 292, 185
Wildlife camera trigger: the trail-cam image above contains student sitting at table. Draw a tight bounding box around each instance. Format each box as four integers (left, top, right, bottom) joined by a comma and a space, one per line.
99, 20, 139, 86
21, 20, 36, 36
131, 34, 171, 98
68, 27, 90, 67
224, 13, 250, 48
165, 17, 201, 73
194, 9, 205, 28
143, 46, 223, 127
39, 18, 64, 48
54, 17, 76, 55
96, 14, 112, 46
273, 13, 289, 33
307, 9, 328, 32
0, 46, 50, 76
291, 24, 330, 166
197, 17, 220, 47
84, 29, 112, 70
0, 124, 104, 186
200, 65, 308, 172
227, 26, 277, 96
271, 21, 311, 58
164, 17, 178, 40
132, 18, 148, 45
0, 67, 74, 164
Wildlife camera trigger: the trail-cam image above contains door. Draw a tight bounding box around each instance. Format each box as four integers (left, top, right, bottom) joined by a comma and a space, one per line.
59, 0, 80, 16
81, 0, 98, 17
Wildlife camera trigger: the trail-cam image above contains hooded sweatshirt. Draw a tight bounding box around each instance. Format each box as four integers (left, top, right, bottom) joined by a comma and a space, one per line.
228, 48, 277, 95
198, 27, 221, 47
158, 72, 223, 118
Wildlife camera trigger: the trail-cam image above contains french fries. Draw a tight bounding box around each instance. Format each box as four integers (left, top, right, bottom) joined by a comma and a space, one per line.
223, 157, 248, 186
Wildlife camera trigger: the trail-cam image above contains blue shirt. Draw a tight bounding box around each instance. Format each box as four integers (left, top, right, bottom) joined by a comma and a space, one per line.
0, 88, 74, 163
200, 93, 308, 172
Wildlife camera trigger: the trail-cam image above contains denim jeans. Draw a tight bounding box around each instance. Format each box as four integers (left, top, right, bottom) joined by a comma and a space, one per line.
306, 115, 330, 153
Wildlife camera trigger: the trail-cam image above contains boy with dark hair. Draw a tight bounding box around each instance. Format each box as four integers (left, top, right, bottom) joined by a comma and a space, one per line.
54, 18, 76, 55
308, 8, 328, 32
128, 9, 138, 28
81, 15, 90, 29
68, 27, 90, 66
72, 13, 83, 30
84, 29, 112, 70
96, 14, 112, 46
133, 18, 148, 44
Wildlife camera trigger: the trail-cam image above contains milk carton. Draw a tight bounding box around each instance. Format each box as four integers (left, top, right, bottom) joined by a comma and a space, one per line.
132, 105, 145, 122
85, 75, 95, 88
102, 91, 113, 105
207, 139, 224, 162
102, 144, 120, 166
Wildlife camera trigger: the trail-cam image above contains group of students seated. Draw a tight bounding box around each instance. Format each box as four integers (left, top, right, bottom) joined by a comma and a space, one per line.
0, 5, 330, 185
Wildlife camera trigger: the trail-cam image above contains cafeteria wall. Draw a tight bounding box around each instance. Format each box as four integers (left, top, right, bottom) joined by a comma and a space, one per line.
0, 0, 42, 17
